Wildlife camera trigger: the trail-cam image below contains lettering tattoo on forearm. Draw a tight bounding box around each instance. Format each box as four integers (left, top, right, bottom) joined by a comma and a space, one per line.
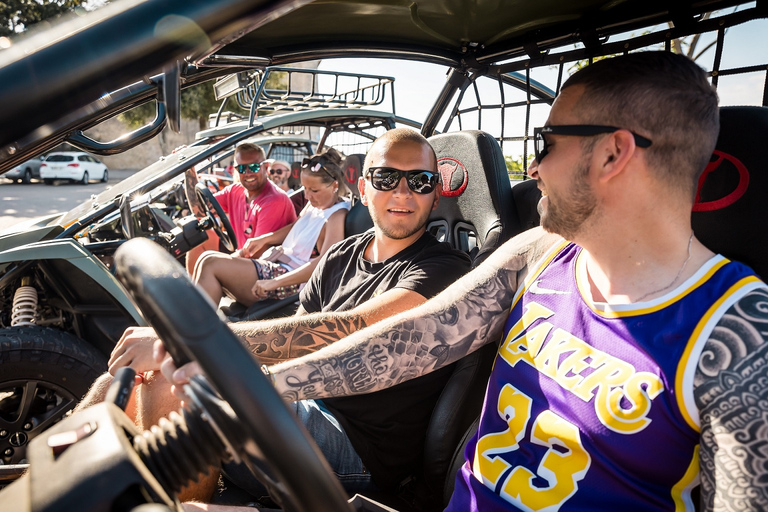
230, 315, 369, 365
694, 288, 768, 512
274, 262, 523, 403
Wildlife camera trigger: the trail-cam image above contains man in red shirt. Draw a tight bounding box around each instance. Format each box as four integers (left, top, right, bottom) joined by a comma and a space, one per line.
185, 143, 296, 272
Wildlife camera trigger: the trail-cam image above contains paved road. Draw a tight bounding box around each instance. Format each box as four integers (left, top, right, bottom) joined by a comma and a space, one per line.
0, 170, 135, 231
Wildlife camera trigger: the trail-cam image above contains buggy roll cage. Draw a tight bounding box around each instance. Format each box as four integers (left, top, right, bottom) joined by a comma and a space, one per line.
0, 1, 765, 179
212, 66, 397, 128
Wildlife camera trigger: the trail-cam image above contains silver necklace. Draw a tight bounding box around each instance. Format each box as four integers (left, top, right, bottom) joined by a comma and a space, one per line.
635, 232, 694, 302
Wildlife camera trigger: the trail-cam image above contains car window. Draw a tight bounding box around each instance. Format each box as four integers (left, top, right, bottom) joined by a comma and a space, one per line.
46, 155, 74, 162
78, 155, 90, 162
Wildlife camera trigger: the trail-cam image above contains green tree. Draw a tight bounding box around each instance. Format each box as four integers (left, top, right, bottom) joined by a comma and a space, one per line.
117, 79, 251, 135
119, 71, 289, 133
505, 154, 532, 181
0, 0, 89, 38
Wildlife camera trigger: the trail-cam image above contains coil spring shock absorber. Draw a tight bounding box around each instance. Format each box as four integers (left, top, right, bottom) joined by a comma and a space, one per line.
11, 276, 38, 326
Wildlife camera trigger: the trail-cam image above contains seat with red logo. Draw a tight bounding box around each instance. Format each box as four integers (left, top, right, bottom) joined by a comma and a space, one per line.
340, 153, 365, 199
692, 106, 766, 279
427, 130, 538, 265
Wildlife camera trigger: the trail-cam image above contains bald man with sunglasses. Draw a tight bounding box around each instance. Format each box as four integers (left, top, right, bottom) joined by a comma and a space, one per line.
96, 128, 470, 503
185, 143, 297, 272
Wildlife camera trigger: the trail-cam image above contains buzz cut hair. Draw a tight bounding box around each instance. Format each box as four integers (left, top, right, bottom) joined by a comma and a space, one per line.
364, 128, 437, 175
234, 142, 266, 159
562, 51, 719, 198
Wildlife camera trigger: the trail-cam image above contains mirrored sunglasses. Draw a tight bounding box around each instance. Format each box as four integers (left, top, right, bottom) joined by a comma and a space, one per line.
366, 167, 439, 194
236, 162, 262, 174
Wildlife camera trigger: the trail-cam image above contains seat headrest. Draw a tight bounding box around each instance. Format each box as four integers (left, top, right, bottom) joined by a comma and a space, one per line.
344, 199, 373, 237
427, 131, 515, 253
340, 154, 364, 199
288, 161, 302, 190
692, 106, 768, 279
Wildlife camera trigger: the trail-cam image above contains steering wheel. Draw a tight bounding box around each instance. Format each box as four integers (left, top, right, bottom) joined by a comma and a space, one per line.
195, 183, 238, 253
114, 238, 353, 512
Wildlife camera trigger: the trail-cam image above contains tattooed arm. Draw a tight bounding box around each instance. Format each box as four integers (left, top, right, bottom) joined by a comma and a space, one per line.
110, 284, 430, 373
270, 227, 560, 402
229, 287, 429, 365
693, 287, 768, 512
184, 167, 205, 217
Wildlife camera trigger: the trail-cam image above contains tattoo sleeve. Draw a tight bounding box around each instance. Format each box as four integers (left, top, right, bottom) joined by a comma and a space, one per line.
693, 288, 768, 512
184, 168, 204, 217
229, 314, 369, 365
271, 227, 560, 402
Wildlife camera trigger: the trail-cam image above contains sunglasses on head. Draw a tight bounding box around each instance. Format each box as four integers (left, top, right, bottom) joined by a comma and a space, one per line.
366, 167, 439, 194
302, 156, 335, 181
235, 162, 262, 174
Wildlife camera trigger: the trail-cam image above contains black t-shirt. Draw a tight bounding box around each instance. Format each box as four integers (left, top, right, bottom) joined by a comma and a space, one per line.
299, 231, 471, 490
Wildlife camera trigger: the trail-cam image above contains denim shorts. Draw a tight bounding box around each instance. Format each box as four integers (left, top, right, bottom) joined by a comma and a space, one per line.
222, 399, 376, 498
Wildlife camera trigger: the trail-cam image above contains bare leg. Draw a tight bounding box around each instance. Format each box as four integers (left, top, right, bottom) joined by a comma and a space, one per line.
75, 372, 218, 501
135, 371, 220, 501
74, 372, 138, 421
193, 252, 260, 307
187, 233, 220, 275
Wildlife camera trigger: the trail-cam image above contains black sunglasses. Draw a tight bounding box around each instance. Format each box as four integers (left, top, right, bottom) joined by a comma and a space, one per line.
235, 162, 262, 174
270, 166, 288, 175
302, 156, 335, 181
533, 125, 652, 162
366, 167, 439, 194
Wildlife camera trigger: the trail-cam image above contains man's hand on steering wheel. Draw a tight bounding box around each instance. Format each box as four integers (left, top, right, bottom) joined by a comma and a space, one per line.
154, 339, 202, 406
194, 183, 238, 253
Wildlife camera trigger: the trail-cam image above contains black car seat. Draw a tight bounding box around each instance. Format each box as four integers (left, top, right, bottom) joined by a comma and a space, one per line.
428, 130, 536, 265
341, 153, 365, 200
287, 161, 302, 190
692, 106, 768, 280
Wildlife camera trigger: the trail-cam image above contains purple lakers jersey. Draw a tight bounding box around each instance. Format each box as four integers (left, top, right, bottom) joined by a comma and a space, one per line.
448, 242, 764, 512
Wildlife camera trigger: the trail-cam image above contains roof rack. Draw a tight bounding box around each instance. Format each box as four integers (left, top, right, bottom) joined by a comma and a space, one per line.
211, 66, 396, 128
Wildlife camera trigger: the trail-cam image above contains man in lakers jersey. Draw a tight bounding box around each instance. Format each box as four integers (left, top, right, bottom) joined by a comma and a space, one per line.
162, 52, 768, 512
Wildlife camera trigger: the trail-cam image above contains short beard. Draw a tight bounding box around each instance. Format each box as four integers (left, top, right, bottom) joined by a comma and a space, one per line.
539, 159, 596, 240
369, 206, 431, 241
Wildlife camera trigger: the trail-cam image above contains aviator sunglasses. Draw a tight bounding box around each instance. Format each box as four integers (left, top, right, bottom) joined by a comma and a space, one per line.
235, 162, 262, 174
366, 167, 439, 194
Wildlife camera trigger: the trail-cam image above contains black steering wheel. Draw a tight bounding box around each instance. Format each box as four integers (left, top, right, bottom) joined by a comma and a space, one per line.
195, 183, 238, 253
114, 238, 353, 512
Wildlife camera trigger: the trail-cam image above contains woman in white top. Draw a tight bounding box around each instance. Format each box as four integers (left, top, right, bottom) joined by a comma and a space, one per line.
193, 148, 351, 307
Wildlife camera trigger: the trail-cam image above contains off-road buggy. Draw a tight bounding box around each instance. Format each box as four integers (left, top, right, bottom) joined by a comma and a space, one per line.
0, 0, 765, 511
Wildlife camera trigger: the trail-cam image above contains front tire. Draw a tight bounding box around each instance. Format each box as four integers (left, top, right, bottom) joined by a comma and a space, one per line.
81, 171, 89, 185
101, 169, 109, 183
21, 169, 31, 184
0, 326, 107, 464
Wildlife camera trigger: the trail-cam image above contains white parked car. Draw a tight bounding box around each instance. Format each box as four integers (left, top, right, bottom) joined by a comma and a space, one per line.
39, 151, 108, 185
